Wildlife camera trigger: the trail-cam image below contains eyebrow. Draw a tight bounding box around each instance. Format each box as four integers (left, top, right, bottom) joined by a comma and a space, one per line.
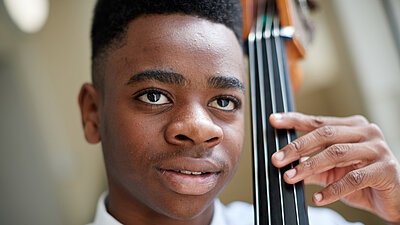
126, 70, 189, 86
126, 70, 244, 93
208, 76, 245, 93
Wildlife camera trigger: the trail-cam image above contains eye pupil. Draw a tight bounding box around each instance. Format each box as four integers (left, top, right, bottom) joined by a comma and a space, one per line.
217, 99, 229, 107
147, 93, 160, 102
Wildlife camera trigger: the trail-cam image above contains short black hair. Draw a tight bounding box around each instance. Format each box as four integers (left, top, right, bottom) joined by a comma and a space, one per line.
91, 0, 243, 89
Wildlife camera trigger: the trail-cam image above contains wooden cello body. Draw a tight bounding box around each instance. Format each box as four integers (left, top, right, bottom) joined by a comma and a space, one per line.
242, 0, 313, 224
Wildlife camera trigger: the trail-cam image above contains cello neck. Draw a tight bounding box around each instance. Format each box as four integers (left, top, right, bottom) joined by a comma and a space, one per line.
247, 1, 309, 224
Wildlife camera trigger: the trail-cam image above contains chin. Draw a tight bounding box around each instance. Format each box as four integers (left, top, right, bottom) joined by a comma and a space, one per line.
156, 195, 215, 221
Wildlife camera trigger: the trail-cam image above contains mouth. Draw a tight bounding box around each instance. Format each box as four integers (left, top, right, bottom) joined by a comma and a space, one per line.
168, 169, 211, 175
156, 159, 223, 195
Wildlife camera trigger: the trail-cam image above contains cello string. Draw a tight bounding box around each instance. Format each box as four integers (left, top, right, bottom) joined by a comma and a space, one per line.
273, 14, 301, 225
263, 2, 285, 224
248, 3, 267, 223
279, 37, 310, 225
254, 0, 271, 224
248, 25, 260, 225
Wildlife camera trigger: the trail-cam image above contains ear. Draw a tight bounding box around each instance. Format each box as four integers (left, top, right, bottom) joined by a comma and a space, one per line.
78, 83, 101, 143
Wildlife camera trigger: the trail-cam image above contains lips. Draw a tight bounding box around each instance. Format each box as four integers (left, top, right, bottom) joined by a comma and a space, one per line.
156, 157, 222, 195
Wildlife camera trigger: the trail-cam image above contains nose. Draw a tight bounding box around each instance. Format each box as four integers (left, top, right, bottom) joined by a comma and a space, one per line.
164, 104, 223, 148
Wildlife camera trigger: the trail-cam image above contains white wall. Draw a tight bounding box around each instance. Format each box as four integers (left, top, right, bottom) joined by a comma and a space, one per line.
333, 0, 400, 159
0, 1, 105, 224
292, 1, 399, 224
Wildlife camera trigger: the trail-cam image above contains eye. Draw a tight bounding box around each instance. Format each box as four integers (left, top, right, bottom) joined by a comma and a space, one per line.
208, 97, 238, 111
137, 92, 170, 105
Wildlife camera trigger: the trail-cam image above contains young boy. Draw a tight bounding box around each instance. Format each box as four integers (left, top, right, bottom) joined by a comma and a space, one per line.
78, 0, 400, 224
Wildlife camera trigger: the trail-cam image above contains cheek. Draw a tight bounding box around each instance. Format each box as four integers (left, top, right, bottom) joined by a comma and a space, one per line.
101, 103, 164, 173
221, 120, 245, 169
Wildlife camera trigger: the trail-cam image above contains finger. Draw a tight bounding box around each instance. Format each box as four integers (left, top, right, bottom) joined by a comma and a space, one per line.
300, 157, 309, 163
312, 162, 384, 206
304, 171, 331, 186
304, 171, 330, 186
272, 125, 367, 167
283, 143, 379, 184
270, 112, 369, 132
299, 156, 326, 185
304, 166, 355, 186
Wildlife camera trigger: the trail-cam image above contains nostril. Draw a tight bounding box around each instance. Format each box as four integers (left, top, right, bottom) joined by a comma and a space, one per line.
206, 137, 219, 143
176, 134, 189, 141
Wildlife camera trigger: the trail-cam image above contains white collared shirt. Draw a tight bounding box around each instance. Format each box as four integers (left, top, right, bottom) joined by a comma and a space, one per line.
87, 193, 364, 225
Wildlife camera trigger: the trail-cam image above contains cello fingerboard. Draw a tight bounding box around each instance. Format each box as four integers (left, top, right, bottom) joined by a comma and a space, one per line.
248, 1, 309, 225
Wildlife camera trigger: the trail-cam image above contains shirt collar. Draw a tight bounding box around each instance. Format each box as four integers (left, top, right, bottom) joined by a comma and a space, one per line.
90, 192, 122, 225
90, 193, 227, 225
210, 198, 227, 225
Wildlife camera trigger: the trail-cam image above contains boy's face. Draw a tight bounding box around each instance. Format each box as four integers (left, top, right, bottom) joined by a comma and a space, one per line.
81, 14, 245, 222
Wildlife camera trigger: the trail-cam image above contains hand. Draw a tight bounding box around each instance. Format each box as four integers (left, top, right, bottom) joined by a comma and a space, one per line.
269, 112, 400, 224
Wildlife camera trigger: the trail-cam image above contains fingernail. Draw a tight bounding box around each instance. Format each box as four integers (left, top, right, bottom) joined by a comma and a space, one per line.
272, 113, 282, 120
274, 151, 284, 161
314, 192, 323, 202
285, 169, 296, 179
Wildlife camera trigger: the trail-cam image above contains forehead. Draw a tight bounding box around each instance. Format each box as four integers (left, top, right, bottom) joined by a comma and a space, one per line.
104, 14, 244, 89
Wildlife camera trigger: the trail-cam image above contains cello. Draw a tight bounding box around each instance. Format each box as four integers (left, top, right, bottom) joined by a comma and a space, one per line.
242, 0, 313, 224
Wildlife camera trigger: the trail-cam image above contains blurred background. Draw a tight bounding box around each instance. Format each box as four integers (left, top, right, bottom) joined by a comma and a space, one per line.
0, 0, 399, 224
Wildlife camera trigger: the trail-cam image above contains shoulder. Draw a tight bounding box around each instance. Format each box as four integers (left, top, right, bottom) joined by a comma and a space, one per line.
211, 199, 364, 225
308, 207, 364, 225
211, 199, 254, 225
